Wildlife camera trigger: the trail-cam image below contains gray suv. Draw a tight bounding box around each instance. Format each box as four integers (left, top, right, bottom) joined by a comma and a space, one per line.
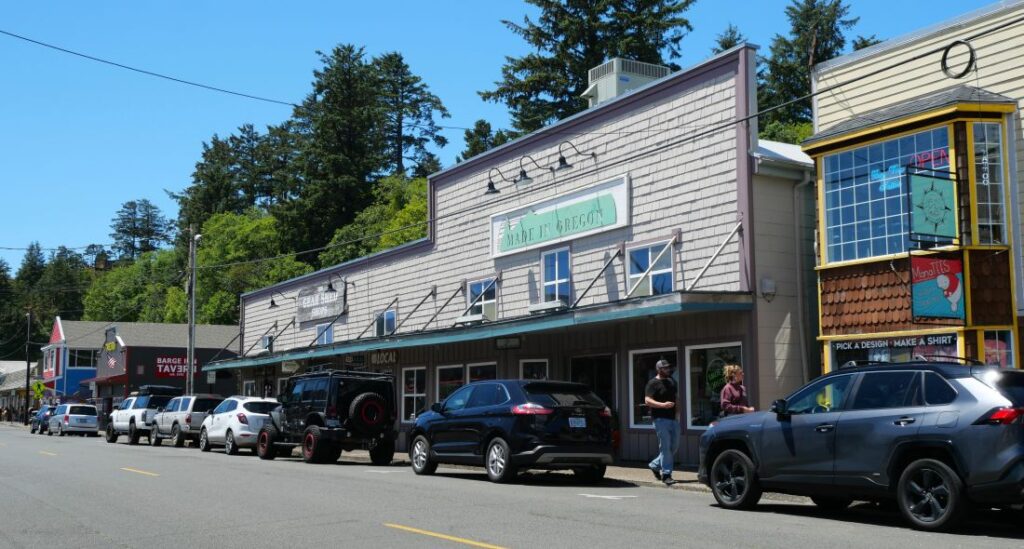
699, 361, 1024, 531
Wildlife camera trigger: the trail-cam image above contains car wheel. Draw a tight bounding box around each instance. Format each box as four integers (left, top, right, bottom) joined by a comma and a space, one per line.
322, 445, 342, 463
810, 496, 853, 511
199, 428, 211, 452
257, 426, 278, 460
47, 427, 52, 436
105, 424, 118, 444
149, 426, 162, 447
897, 458, 966, 532
410, 435, 438, 475
369, 438, 395, 466
225, 430, 238, 455
30, 425, 36, 434
710, 449, 762, 510
57, 424, 65, 437
302, 425, 325, 463
171, 424, 184, 448
573, 465, 607, 484
485, 438, 517, 483
128, 422, 140, 445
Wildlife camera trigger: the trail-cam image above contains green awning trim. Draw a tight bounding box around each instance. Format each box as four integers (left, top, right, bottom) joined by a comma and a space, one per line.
205, 292, 752, 372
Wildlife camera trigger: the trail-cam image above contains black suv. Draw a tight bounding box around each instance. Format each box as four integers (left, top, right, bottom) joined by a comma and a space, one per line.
699, 361, 1024, 531
409, 380, 613, 483
256, 369, 397, 465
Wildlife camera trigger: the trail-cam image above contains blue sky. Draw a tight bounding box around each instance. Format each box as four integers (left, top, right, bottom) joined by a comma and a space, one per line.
0, 0, 997, 269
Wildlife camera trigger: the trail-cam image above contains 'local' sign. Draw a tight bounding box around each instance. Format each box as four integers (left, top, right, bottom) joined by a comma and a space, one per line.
490, 175, 630, 257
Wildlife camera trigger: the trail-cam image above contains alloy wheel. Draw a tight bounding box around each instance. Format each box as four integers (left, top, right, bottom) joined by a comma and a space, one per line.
488, 443, 506, 476
412, 440, 428, 469
904, 467, 951, 523
713, 454, 748, 503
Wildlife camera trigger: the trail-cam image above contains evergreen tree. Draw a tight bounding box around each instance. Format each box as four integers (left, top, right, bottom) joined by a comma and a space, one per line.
480, 0, 695, 134
109, 199, 172, 261
852, 34, 882, 50
712, 24, 746, 54
373, 52, 450, 176
457, 120, 512, 162
15, 243, 46, 287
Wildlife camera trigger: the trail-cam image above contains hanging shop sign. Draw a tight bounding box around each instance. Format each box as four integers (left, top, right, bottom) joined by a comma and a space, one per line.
297, 283, 346, 324
908, 171, 957, 241
490, 175, 630, 258
910, 256, 965, 320
370, 351, 397, 366
154, 356, 199, 378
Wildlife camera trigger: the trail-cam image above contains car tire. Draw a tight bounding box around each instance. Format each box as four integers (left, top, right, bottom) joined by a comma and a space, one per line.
369, 438, 395, 466
225, 430, 239, 456
301, 425, 325, 463
149, 426, 162, 447
322, 445, 342, 463
128, 421, 140, 445
349, 392, 389, 436
47, 428, 52, 436
811, 496, 853, 511
573, 465, 607, 484
30, 425, 36, 434
410, 435, 438, 475
709, 449, 762, 510
57, 424, 65, 437
199, 428, 211, 452
257, 426, 278, 461
897, 458, 966, 532
171, 424, 184, 448
485, 438, 517, 484
105, 424, 118, 444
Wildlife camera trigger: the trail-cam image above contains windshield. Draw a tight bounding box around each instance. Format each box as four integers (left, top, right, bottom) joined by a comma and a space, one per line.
193, 398, 221, 412
524, 382, 604, 407
69, 406, 96, 416
135, 395, 173, 409
242, 402, 278, 414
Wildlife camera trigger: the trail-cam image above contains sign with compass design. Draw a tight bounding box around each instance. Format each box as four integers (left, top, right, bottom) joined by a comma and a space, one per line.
909, 173, 957, 240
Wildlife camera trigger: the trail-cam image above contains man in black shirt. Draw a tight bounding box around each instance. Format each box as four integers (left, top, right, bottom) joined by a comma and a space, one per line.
645, 359, 679, 485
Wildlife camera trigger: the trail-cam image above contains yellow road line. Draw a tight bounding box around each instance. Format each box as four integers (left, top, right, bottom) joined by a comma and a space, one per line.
383, 523, 506, 549
38, 451, 57, 456
120, 467, 159, 477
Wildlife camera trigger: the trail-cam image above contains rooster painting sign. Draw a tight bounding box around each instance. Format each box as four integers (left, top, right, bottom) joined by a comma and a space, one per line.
911, 256, 965, 320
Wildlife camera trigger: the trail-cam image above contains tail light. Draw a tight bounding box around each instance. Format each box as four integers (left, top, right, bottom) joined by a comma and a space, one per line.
185, 413, 192, 425
599, 407, 612, 418
325, 405, 337, 419
237, 413, 248, 425
63, 415, 69, 424
975, 407, 1024, 425
511, 403, 554, 415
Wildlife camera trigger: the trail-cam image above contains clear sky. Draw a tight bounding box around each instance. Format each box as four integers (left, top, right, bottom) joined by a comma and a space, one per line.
0, 0, 999, 270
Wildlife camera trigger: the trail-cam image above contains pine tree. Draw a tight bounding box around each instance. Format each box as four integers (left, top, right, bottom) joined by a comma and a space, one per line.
852, 34, 882, 50
110, 200, 172, 261
373, 52, 450, 176
712, 24, 746, 54
15, 243, 46, 287
457, 120, 512, 163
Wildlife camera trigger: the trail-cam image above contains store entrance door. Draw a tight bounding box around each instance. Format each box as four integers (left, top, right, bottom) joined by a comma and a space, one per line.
570, 355, 616, 409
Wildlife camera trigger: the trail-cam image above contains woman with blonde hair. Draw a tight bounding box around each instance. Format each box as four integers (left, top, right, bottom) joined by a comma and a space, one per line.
720, 364, 754, 416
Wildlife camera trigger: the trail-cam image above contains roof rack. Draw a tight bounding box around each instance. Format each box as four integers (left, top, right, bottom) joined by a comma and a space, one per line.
912, 354, 984, 365
838, 360, 890, 370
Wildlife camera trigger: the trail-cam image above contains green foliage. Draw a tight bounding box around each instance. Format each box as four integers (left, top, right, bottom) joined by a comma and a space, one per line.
712, 23, 745, 54
852, 34, 882, 51
759, 120, 814, 144
480, 0, 695, 134
374, 52, 450, 175
83, 250, 182, 323
109, 199, 173, 261
457, 120, 512, 163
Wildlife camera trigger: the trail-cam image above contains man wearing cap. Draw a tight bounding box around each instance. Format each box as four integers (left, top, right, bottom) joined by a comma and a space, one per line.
645, 359, 679, 485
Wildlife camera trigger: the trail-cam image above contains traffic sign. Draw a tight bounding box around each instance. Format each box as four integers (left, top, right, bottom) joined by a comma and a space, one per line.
32, 380, 45, 400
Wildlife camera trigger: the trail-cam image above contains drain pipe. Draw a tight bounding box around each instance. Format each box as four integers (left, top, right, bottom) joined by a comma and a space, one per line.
793, 170, 814, 384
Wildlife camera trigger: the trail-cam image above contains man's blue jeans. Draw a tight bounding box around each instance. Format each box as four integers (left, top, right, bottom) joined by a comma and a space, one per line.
649, 417, 680, 476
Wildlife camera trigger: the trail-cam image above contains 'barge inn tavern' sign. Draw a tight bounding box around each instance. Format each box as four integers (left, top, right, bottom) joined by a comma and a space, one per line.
490, 175, 630, 258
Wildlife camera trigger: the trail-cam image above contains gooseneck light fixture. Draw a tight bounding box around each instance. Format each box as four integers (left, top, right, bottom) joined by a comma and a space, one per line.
554, 140, 597, 172
268, 291, 296, 309
515, 154, 553, 186
486, 167, 513, 195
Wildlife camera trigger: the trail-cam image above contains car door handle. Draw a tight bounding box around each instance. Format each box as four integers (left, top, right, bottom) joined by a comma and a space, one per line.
815, 423, 835, 433
894, 417, 916, 426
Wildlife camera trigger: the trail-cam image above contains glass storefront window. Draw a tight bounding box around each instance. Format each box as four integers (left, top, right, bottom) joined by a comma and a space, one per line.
823, 127, 950, 262
468, 363, 496, 382
686, 343, 742, 429
984, 330, 1015, 368
401, 367, 425, 421
973, 122, 1006, 244
437, 365, 465, 400
629, 348, 677, 427
520, 360, 548, 380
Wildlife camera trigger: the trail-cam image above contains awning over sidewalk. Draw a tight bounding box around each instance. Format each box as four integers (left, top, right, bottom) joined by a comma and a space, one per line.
205, 291, 752, 372
79, 374, 128, 386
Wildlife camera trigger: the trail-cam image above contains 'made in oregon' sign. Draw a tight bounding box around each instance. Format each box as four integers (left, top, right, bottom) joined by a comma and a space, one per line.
490, 175, 630, 257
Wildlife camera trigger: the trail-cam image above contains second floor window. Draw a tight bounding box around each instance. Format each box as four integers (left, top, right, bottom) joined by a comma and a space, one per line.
375, 309, 397, 337
468, 278, 497, 319
974, 122, 1006, 245
628, 242, 673, 296
314, 324, 333, 345
542, 248, 571, 304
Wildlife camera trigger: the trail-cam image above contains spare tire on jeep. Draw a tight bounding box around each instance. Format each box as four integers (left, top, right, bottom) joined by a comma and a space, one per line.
349, 392, 389, 435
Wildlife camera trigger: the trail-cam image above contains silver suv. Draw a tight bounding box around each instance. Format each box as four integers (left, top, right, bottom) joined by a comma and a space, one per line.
699, 362, 1024, 532
150, 394, 223, 447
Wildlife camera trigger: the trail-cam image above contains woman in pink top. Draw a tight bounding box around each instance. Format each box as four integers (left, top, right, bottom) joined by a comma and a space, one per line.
720, 364, 755, 416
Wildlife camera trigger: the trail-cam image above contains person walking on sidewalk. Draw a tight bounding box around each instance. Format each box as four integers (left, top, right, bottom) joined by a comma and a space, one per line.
720, 364, 755, 416
645, 359, 679, 485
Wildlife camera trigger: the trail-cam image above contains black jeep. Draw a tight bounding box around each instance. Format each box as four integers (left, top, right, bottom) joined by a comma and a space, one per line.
256, 369, 397, 465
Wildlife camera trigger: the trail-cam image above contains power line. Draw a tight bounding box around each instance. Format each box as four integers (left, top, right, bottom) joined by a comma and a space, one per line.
0, 28, 298, 108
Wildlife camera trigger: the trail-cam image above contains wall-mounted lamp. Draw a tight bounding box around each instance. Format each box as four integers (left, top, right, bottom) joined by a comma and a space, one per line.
486, 167, 512, 195
268, 291, 296, 309
515, 154, 553, 186
554, 141, 597, 172
760, 277, 777, 303
324, 274, 352, 293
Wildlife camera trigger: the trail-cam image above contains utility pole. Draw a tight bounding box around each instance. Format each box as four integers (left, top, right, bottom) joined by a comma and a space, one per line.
23, 310, 31, 425
186, 227, 201, 396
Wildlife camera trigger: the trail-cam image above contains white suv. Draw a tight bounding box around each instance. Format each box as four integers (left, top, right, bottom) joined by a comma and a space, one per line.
199, 396, 278, 455
105, 388, 180, 445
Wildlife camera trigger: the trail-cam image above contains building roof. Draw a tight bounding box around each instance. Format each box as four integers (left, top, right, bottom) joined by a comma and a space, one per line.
0, 363, 33, 392
803, 85, 1016, 148
754, 140, 813, 167
58, 320, 238, 350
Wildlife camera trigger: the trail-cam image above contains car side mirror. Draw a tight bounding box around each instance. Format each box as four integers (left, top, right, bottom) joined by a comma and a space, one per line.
770, 399, 789, 417
157, 407, 164, 413
430, 402, 443, 414
112, 405, 120, 411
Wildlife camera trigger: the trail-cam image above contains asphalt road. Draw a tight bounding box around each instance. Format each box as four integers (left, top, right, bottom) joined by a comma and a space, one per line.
0, 424, 1021, 549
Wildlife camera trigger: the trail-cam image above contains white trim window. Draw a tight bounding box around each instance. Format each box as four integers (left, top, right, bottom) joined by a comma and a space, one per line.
468, 278, 497, 320
436, 364, 465, 401
685, 342, 742, 430
628, 348, 678, 428
627, 242, 673, 296
973, 122, 1007, 244
242, 380, 256, 397
401, 366, 426, 422
375, 309, 397, 337
984, 330, 1015, 369
520, 359, 548, 380
260, 335, 274, 352
541, 247, 571, 304
468, 362, 497, 382
314, 324, 333, 346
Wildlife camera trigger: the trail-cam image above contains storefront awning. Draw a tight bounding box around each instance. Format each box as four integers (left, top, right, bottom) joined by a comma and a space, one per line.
79, 374, 128, 386
205, 291, 752, 372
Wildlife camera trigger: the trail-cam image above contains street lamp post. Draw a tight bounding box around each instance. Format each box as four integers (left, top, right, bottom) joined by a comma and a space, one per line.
23, 310, 31, 425
186, 229, 201, 396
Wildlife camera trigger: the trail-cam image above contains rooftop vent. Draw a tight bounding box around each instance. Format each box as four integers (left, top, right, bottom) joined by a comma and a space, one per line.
581, 58, 671, 108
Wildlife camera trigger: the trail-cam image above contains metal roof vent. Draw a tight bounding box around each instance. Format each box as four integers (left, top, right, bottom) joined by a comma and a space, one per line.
581, 58, 671, 108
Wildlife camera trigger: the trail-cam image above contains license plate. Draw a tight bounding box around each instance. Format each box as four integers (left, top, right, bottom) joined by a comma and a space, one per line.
569, 417, 586, 428
76, 419, 87, 423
